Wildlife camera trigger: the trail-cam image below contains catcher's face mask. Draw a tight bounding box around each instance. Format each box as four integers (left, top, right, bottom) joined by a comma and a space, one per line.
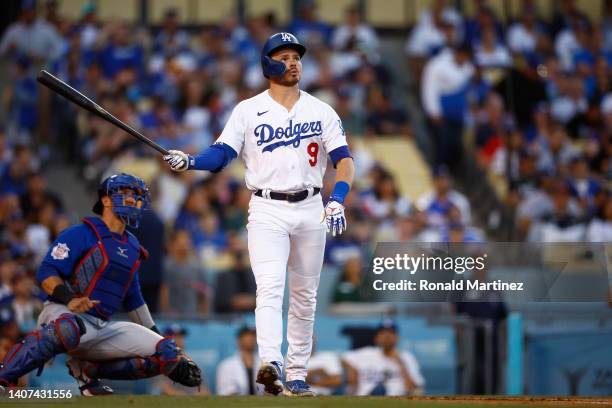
93, 173, 151, 228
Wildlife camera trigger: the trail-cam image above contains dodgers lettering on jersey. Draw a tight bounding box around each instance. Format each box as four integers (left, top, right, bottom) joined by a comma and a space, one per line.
254, 119, 322, 153
216, 90, 348, 192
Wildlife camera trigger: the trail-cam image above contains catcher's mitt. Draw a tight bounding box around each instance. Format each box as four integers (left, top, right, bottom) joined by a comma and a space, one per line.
168, 353, 202, 387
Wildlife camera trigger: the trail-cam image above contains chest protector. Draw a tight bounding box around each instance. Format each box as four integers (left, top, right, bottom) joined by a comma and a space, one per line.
69, 217, 148, 319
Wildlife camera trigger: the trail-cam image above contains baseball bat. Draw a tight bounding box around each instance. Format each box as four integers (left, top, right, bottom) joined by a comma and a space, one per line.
37, 70, 170, 156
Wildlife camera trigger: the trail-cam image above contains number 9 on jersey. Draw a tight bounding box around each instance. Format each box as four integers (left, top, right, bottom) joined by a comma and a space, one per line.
307, 142, 319, 167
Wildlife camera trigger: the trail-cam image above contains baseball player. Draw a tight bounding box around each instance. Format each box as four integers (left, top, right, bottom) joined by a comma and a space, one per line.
0, 173, 202, 395
216, 325, 261, 395
163, 32, 355, 396
342, 321, 425, 396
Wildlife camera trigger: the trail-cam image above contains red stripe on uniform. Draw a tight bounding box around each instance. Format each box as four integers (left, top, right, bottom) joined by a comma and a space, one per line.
122, 258, 142, 297
84, 244, 109, 297
81, 218, 102, 241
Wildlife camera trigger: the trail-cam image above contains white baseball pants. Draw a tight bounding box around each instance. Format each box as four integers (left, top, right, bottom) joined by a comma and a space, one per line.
247, 192, 326, 381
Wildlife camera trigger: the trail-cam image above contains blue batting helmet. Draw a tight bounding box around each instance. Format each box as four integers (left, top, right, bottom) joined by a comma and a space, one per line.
92, 173, 151, 228
261, 32, 306, 79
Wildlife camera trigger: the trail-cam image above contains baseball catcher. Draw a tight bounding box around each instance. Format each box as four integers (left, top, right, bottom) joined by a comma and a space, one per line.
0, 173, 201, 395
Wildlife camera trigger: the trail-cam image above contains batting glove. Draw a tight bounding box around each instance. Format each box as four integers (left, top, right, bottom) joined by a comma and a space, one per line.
322, 200, 347, 237
163, 150, 190, 172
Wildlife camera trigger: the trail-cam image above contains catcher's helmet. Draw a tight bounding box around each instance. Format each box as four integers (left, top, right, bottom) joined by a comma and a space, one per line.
261, 32, 306, 79
92, 173, 150, 228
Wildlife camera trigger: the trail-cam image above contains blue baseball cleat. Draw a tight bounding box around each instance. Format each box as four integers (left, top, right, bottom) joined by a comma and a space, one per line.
284, 380, 316, 397
256, 361, 284, 396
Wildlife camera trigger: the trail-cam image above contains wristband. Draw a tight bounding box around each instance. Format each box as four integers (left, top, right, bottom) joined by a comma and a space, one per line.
329, 181, 350, 204
51, 284, 77, 305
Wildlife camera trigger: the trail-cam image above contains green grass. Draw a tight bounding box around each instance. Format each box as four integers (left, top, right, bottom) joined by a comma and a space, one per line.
2, 396, 612, 408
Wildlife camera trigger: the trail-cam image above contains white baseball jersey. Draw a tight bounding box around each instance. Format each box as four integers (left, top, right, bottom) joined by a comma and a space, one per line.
216, 353, 262, 395
342, 346, 425, 396
216, 89, 348, 192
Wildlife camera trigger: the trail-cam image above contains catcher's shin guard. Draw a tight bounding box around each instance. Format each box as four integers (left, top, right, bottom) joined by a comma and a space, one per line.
83, 337, 202, 387
83, 357, 161, 380
0, 314, 85, 385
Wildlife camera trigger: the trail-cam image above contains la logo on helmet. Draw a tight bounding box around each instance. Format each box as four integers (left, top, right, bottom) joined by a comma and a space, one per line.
281, 33, 293, 42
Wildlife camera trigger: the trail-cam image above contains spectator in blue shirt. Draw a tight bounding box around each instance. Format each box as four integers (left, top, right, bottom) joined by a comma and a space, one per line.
566, 155, 601, 216
463, 4, 503, 48
99, 22, 144, 80
154, 8, 190, 55
175, 184, 212, 246
7, 57, 38, 145
287, 0, 332, 47
0, 145, 36, 196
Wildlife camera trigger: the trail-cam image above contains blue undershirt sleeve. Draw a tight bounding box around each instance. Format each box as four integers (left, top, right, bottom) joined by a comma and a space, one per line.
328, 145, 352, 168
190, 143, 238, 173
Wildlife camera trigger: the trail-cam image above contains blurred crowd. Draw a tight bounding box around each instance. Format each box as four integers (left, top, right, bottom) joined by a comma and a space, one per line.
411, 0, 611, 242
